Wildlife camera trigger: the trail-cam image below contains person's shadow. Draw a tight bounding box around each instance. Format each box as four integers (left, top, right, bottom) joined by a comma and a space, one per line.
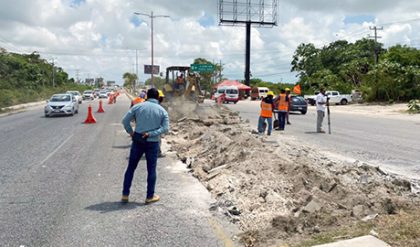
85, 201, 145, 214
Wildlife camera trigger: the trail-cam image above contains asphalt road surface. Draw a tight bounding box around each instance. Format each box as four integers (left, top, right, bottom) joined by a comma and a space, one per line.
0, 94, 233, 246
224, 99, 420, 180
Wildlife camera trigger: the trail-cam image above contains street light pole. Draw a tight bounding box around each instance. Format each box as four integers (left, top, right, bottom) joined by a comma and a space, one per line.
134, 11, 169, 87
151, 11, 154, 86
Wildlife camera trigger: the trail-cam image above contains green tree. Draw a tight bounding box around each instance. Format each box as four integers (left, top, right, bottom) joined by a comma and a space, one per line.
192, 58, 222, 91
122, 72, 137, 89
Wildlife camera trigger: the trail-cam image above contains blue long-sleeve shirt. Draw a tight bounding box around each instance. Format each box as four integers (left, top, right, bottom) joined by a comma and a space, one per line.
122, 99, 169, 142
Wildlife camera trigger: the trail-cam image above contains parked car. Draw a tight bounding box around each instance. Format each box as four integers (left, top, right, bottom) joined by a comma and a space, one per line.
98, 90, 108, 98
250, 87, 270, 100
66, 91, 82, 104
304, 91, 352, 106
290, 95, 308, 114
214, 86, 239, 104
44, 94, 79, 117
82, 90, 94, 100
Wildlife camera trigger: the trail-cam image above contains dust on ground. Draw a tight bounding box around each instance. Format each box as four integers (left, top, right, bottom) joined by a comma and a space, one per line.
165, 99, 420, 247
325, 103, 420, 121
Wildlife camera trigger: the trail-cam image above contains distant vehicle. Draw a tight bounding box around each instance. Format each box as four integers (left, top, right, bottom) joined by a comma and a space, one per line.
304, 91, 352, 106
289, 95, 308, 114
214, 86, 239, 104
250, 87, 270, 100
99, 90, 108, 98
66, 91, 82, 104
44, 94, 79, 117
93, 89, 100, 97
82, 90, 94, 100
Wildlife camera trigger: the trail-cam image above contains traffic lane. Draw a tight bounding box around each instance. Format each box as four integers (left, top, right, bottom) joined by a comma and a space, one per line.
225, 100, 420, 179
0, 98, 105, 190
0, 96, 122, 245
1, 95, 228, 246
42, 94, 227, 246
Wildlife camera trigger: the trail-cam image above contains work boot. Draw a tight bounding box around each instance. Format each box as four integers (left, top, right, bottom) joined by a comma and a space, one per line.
145, 195, 160, 204
121, 195, 129, 203
158, 152, 166, 158
287, 121, 291, 125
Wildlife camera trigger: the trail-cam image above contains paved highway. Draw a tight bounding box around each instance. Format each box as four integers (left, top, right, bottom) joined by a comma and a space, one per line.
225, 100, 420, 180
0, 95, 232, 246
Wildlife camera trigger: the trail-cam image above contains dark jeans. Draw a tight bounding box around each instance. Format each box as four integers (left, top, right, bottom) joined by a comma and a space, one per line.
278, 111, 286, 130
123, 140, 159, 198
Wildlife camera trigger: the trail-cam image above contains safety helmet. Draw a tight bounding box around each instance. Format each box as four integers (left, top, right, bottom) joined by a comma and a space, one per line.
267, 91, 274, 96
139, 92, 146, 99
285, 88, 291, 91
158, 89, 165, 98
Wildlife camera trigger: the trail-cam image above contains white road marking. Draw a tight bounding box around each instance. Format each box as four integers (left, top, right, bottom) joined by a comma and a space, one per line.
39, 134, 73, 165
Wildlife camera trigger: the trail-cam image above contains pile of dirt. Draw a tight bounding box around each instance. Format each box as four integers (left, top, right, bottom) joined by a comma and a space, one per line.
165, 101, 420, 246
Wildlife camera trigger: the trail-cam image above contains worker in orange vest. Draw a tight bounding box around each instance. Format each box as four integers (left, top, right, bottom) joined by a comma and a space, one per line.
258, 91, 275, 135
274, 88, 289, 131
130, 91, 146, 108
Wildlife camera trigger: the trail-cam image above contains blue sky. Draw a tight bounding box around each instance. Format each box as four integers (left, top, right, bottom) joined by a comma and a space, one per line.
344, 14, 375, 24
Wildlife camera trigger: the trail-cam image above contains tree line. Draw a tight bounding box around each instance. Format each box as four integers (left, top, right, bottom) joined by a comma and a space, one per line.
0, 48, 89, 109
290, 39, 420, 102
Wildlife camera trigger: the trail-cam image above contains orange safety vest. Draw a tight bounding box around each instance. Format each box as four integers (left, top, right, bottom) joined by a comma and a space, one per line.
260, 101, 273, 118
132, 97, 144, 106
277, 93, 289, 111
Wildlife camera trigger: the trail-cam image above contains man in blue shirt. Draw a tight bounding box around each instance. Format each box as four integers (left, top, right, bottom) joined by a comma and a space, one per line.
121, 88, 169, 204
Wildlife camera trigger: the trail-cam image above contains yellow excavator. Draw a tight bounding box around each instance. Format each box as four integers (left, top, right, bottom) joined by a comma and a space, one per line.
163, 66, 204, 103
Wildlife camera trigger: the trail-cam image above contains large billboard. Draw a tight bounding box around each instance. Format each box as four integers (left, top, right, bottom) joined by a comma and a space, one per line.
144, 65, 160, 75
218, 0, 278, 26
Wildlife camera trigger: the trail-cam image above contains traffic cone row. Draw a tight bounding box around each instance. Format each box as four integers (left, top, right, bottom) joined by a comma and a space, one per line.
97, 100, 105, 113
84, 104, 97, 124
84, 91, 120, 124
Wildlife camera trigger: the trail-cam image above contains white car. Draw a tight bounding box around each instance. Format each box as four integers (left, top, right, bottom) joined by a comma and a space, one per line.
44, 94, 79, 117
82, 90, 95, 100
98, 90, 108, 98
66, 91, 83, 104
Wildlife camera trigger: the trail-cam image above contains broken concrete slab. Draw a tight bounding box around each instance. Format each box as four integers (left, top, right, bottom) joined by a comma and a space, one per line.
302, 199, 322, 213
312, 235, 391, 247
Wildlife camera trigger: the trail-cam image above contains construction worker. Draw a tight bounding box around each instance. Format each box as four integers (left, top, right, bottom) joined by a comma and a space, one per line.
274, 89, 289, 131
285, 88, 291, 125
176, 74, 185, 94
316, 88, 327, 133
121, 88, 169, 204
130, 91, 146, 108
258, 91, 275, 135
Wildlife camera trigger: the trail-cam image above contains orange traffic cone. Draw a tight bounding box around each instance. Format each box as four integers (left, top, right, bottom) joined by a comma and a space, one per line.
97, 100, 105, 113
108, 94, 113, 104
84, 104, 96, 124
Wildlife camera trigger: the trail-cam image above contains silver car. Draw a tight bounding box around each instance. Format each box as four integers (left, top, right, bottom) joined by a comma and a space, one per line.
66, 91, 83, 104
44, 94, 79, 117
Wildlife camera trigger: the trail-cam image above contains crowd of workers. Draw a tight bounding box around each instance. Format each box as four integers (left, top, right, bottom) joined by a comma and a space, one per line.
258, 88, 327, 135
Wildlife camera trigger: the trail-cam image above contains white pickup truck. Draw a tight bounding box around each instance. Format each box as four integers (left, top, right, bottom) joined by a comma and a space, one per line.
304, 91, 352, 105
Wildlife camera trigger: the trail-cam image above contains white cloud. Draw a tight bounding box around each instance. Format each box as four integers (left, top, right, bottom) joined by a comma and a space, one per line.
0, 0, 419, 84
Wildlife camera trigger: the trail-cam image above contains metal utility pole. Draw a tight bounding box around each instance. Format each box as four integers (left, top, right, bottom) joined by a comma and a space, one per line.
369, 26, 383, 64
76, 69, 80, 83
219, 60, 223, 82
135, 49, 138, 92
245, 22, 251, 87
134, 11, 169, 86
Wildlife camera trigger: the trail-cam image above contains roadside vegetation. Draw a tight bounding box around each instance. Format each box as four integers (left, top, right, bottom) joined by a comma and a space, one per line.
0, 48, 91, 110
290, 39, 420, 103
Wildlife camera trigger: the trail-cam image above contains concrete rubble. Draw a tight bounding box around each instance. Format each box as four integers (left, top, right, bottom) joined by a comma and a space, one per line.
165, 100, 420, 246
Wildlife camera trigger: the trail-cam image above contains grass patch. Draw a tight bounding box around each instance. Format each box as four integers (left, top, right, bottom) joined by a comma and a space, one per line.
293, 210, 420, 247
